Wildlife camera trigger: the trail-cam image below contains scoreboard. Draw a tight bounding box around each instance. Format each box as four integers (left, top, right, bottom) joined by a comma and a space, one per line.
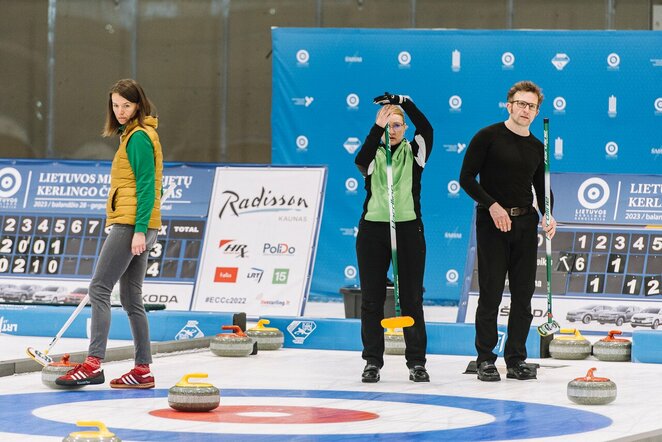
458, 172, 662, 334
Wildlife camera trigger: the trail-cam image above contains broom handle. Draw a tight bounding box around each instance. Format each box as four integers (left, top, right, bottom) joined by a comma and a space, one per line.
384, 124, 401, 317
543, 118, 553, 324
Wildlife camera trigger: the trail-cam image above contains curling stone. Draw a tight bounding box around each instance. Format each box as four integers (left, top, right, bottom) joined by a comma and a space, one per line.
210, 325, 254, 357
593, 330, 631, 362
549, 328, 591, 360
168, 373, 220, 412
62, 421, 121, 441
246, 319, 284, 350
567, 367, 617, 405
42, 354, 83, 390
384, 327, 405, 355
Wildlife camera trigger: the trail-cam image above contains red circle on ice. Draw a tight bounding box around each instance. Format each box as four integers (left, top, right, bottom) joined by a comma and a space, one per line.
150, 405, 379, 423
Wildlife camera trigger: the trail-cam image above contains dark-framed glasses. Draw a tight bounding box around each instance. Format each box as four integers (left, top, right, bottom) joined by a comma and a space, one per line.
388, 123, 405, 131
510, 100, 539, 111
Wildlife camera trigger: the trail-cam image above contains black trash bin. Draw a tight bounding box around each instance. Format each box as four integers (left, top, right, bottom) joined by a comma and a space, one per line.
339, 285, 396, 319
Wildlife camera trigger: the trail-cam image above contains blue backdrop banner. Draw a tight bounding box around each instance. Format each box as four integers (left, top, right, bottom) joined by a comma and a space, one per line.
271, 28, 661, 304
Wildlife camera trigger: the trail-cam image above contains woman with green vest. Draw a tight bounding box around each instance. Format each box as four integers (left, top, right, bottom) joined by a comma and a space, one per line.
355, 92, 433, 383
57, 79, 163, 389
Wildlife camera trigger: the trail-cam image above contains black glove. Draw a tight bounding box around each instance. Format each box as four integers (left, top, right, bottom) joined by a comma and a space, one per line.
373, 92, 408, 105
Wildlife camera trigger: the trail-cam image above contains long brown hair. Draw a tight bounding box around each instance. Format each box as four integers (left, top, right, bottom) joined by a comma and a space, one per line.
102, 79, 156, 137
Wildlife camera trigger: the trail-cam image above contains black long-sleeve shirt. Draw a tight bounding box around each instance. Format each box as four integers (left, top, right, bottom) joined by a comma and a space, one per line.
459, 122, 552, 212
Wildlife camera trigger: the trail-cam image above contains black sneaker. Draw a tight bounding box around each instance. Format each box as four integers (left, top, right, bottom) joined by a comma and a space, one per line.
477, 361, 501, 382
409, 365, 430, 382
506, 361, 537, 380
361, 364, 380, 383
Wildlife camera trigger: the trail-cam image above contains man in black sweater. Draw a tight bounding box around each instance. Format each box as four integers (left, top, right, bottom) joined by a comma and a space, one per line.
459, 81, 557, 382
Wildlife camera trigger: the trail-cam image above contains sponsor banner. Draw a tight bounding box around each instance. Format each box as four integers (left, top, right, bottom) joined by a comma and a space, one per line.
552, 173, 662, 225
192, 166, 326, 316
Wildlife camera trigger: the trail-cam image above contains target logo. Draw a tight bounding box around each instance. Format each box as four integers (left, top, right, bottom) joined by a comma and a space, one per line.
296, 136, 309, 150
654, 98, 662, 113
446, 269, 459, 284
449, 95, 462, 111
346, 93, 360, 109
345, 177, 358, 192
344, 265, 357, 279
577, 177, 610, 209
501, 52, 515, 67
296, 49, 310, 64
605, 141, 619, 157
447, 180, 460, 195
398, 51, 411, 66
0, 167, 22, 198
553, 97, 566, 112
607, 52, 620, 68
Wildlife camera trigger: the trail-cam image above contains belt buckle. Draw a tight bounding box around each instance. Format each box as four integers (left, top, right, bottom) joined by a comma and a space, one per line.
509, 207, 521, 216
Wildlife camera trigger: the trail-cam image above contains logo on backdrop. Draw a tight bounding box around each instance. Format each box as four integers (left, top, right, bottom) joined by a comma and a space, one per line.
345, 177, 358, 193
444, 142, 467, 154
554, 137, 564, 160
496, 330, 506, 353
346, 93, 360, 109
219, 239, 248, 258
575, 177, 610, 222
272, 268, 289, 284
247, 267, 264, 283
451, 50, 461, 72
340, 226, 358, 237
344, 265, 357, 279
296, 49, 310, 66
449, 95, 462, 112
398, 51, 411, 68
214, 267, 238, 283
0, 167, 22, 200
446, 269, 459, 285
296, 135, 309, 151
447, 180, 461, 197
553, 97, 566, 113
287, 320, 317, 344
608, 95, 617, 118
175, 320, 204, 340
605, 141, 619, 158
551, 53, 570, 70
501, 52, 515, 69
654, 98, 662, 114
291, 96, 314, 107
263, 243, 296, 256
344, 54, 363, 64
607, 52, 620, 70
343, 137, 361, 154
0, 316, 18, 333
218, 187, 309, 219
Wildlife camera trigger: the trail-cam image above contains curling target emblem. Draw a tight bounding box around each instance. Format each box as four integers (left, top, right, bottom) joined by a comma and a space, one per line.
577, 177, 610, 210
0, 167, 22, 198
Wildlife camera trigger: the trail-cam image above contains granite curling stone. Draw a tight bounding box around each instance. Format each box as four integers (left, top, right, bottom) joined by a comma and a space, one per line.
567, 368, 617, 405
246, 319, 284, 350
62, 421, 121, 442
210, 325, 254, 357
549, 328, 591, 360
168, 373, 220, 412
42, 354, 83, 390
593, 330, 631, 362
384, 327, 406, 355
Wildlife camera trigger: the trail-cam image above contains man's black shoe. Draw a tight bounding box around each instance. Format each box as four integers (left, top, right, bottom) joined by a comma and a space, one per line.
506, 361, 537, 380
409, 365, 430, 382
361, 364, 380, 383
477, 361, 501, 382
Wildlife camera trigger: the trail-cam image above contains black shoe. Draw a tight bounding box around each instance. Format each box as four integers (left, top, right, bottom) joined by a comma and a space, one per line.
361, 364, 380, 383
477, 361, 501, 382
409, 365, 430, 382
506, 361, 537, 380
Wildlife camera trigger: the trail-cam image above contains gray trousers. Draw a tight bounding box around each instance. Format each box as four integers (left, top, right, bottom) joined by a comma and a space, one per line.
88, 224, 157, 364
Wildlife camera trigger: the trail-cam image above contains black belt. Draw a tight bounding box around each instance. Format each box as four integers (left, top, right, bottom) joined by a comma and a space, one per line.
505, 206, 533, 217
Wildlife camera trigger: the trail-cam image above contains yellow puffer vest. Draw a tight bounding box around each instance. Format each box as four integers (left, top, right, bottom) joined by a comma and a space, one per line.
106, 116, 163, 229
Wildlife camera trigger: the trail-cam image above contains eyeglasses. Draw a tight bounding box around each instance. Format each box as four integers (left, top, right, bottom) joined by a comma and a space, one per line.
388, 123, 405, 131
510, 100, 539, 111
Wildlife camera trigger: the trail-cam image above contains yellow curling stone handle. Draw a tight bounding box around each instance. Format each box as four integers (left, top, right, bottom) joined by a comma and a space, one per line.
557, 328, 585, 341
69, 421, 116, 438
249, 319, 280, 332
176, 373, 214, 388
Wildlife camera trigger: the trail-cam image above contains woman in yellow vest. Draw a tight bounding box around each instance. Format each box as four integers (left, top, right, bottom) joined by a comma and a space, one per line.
57, 79, 163, 389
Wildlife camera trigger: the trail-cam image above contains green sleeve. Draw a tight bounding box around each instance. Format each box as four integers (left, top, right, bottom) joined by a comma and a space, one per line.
126, 130, 155, 233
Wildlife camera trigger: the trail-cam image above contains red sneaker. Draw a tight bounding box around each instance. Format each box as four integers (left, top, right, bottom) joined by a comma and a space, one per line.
110, 367, 155, 389
55, 363, 105, 387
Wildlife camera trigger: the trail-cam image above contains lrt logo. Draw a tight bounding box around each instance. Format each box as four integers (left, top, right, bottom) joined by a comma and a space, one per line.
219, 239, 248, 258
214, 267, 238, 283
287, 320, 317, 344
247, 267, 264, 283
263, 243, 295, 256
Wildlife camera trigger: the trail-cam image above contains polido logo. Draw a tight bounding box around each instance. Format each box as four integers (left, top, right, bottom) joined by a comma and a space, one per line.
577, 177, 610, 210
0, 167, 22, 198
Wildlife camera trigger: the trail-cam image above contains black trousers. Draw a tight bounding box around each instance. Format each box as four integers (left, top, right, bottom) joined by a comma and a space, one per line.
475, 208, 539, 367
356, 219, 427, 368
